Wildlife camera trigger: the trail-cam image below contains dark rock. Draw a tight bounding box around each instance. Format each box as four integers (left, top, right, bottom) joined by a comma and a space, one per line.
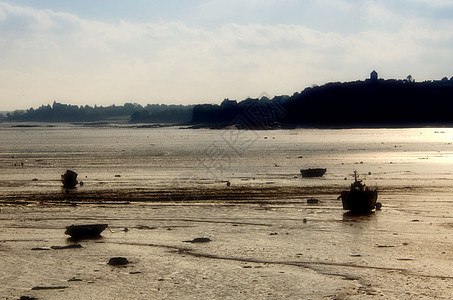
68, 277, 83, 282
108, 257, 129, 266
51, 244, 83, 250
136, 225, 156, 230
307, 198, 319, 204
31, 286, 68, 290
191, 237, 212, 243
184, 237, 211, 243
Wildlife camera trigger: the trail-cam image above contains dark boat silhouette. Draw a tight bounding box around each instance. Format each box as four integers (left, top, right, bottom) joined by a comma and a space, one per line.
61, 170, 78, 189
300, 168, 327, 178
338, 171, 378, 212
65, 224, 108, 239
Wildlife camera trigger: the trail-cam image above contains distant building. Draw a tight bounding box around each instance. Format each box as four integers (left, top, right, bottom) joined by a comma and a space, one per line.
370, 70, 378, 81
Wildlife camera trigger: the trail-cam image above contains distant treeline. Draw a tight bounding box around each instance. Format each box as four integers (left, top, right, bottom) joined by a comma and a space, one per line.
2, 76, 453, 127
130, 104, 194, 123
2, 102, 193, 124
3, 102, 140, 122
192, 77, 453, 128
284, 78, 453, 127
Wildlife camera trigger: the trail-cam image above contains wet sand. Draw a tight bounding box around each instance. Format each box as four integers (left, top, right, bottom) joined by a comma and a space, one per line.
1, 185, 453, 299
1, 126, 453, 299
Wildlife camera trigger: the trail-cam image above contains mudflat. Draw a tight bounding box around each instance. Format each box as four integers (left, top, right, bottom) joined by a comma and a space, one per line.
1, 125, 453, 299
1, 186, 453, 299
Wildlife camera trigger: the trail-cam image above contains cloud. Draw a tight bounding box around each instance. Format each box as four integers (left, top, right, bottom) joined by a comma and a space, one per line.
413, 0, 453, 7
0, 1, 452, 110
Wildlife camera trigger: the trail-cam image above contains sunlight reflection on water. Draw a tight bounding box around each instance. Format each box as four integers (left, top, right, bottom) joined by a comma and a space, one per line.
1, 124, 453, 196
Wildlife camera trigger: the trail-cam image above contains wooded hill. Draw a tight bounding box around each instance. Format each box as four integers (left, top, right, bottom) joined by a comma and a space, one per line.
2, 76, 453, 128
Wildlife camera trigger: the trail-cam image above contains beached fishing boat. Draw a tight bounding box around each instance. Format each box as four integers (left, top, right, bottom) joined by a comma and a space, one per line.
61, 170, 78, 188
65, 224, 108, 238
300, 168, 327, 177
338, 171, 378, 212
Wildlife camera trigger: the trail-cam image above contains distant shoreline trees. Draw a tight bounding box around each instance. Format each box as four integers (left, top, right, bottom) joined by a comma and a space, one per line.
2, 101, 193, 124
129, 104, 193, 123
190, 77, 453, 128
3, 101, 142, 123
3, 75, 453, 128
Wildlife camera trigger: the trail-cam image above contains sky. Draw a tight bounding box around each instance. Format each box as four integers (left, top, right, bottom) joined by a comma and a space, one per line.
1, 0, 453, 110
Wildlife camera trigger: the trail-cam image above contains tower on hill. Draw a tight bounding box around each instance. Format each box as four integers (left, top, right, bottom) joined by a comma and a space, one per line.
370, 70, 378, 81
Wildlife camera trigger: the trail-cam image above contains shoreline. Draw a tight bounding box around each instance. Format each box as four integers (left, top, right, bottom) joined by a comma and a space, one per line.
0, 182, 441, 205
3, 120, 453, 130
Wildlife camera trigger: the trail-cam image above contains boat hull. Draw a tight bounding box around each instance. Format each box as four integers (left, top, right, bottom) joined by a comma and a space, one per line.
65, 224, 108, 239
340, 190, 378, 212
300, 168, 326, 178
61, 170, 78, 189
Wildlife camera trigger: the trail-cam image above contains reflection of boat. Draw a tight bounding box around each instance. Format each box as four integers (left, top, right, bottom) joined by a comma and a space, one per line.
300, 168, 327, 177
65, 224, 108, 239
338, 171, 378, 212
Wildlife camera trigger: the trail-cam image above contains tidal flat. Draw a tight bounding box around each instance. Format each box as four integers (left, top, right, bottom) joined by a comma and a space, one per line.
1, 124, 453, 299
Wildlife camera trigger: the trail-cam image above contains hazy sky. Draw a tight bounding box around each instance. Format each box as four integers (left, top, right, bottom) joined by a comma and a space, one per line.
1, 0, 453, 110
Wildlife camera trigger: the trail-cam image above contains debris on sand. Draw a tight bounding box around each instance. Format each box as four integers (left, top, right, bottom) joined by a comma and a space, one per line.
68, 277, 83, 282
33, 244, 83, 250
135, 225, 157, 230
31, 286, 68, 290
50, 244, 83, 250
108, 257, 129, 266
300, 168, 326, 178
31, 247, 51, 251
183, 237, 212, 243
61, 170, 78, 189
307, 198, 319, 204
